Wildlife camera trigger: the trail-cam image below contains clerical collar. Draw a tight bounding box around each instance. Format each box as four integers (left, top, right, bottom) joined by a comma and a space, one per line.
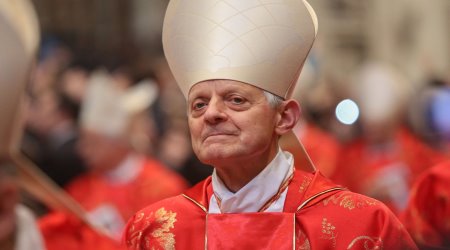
210, 149, 294, 213
104, 153, 143, 184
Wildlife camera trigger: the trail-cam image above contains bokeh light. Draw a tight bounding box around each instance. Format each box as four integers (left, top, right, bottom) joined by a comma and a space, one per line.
335, 99, 360, 125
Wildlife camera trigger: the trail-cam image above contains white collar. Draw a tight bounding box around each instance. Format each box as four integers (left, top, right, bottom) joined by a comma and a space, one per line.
104, 153, 143, 184
209, 149, 294, 213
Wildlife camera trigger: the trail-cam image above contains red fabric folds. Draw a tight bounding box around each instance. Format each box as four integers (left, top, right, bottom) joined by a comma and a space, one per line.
124, 169, 418, 249
206, 213, 295, 249
39, 212, 124, 250
401, 160, 450, 248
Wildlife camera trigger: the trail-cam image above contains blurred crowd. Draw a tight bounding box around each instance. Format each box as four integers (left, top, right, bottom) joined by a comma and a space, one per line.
2, 33, 449, 249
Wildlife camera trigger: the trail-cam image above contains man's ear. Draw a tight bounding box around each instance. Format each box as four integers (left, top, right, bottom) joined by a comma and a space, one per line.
275, 99, 301, 136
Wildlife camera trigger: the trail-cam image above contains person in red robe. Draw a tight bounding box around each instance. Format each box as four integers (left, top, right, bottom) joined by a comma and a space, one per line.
401, 161, 450, 248
0, 2, 139, 249
332, 63, 445, 215
64, 156, 187, 238
400, 87, 450, 248
123, 1, 417, 249
333, 127, 444, 215
125, 169, 417, 249
399, 85, 450, 249
39, 71, 187, 248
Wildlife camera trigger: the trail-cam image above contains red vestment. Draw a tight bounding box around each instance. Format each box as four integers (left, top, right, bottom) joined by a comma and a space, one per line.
332, 128, 444, 214
39, 212, 125, 250
401, 160, 450, 248
40, 157, 187, 250
66, 158, 187, 236
296, 123, 340, 177
123, 170, 417, 249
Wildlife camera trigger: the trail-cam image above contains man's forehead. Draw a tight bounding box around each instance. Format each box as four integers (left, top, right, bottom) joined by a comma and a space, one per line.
188, 79, 263, 97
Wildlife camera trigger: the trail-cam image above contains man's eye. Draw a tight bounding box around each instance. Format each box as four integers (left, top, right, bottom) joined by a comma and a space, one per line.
230, 97, 244, 104
193, 102, 206, 110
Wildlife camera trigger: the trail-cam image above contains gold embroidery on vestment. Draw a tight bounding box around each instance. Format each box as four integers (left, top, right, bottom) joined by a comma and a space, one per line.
347, 236, 383, 250
323, 193, 377, 210
296, 229, 311, 250
135, 212, 145, 222
297, 187, 345, 211
128, 208, 177, 249
127, 213, 146, 248
150, 208, 177, 250
127, 230, 143, 249
321, 218, 337, 247
298, 240, 311, 250
299, 176, 313, 193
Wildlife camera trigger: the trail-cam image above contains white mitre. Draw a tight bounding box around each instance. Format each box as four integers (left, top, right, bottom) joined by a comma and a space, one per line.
0, 0, 40, 157
163, 0, 318, 99
162, 0, 318, 171
80, 71, 159, 139
353, 62, 412, 124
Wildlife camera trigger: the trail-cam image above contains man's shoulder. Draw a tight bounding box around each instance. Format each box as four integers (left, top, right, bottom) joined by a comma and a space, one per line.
123, 193, 206, 249
300, 188, 405, 234
140, 157, 182, 179
317, 189, 390, 213
127, 176, 210, 222
299, 189, 418, 249
426, 160, 450, 179
65, 172, 98, 197
126, 194, 192, 223
291, 171, 397, 222
138, 157, 189, 190
294, 170, 389, 213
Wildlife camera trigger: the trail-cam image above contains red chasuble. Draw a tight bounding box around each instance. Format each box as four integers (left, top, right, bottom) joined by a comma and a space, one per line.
123, 170, 418, 249
65, 158, 187, 236
332, 128, 444, 215
401, 160, 450, 248
39, 212, 125, 250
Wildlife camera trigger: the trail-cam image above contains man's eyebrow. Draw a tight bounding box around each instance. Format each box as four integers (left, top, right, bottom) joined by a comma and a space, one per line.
220, 85, 248, 94
188, 92, 208, 103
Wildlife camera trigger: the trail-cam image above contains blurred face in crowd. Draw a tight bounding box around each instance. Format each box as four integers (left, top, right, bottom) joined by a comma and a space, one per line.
60, 67, 88, 103
187, 80, 297, 169
360, 110, 402, 144
26, 90, 60, 136
77, 130, 129, 173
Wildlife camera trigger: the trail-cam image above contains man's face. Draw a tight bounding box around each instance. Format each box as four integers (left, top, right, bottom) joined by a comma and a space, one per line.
77, 130, 127, 172
26, 90, 59, 135
187, 80, 279, 166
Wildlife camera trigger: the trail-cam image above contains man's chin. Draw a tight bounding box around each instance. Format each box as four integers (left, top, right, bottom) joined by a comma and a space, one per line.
196, 150, 243, 166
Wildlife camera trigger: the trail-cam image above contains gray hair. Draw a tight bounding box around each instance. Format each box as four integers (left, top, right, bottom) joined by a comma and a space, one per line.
263, 90, 284, 109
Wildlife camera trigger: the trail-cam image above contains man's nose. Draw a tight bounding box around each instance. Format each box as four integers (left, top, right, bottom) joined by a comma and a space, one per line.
203, 99, 227, 124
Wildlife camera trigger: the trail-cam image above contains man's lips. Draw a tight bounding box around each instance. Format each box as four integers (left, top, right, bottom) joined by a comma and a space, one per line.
202, 131, 238, 141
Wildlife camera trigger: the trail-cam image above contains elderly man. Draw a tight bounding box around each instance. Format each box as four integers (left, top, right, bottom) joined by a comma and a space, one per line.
41, 71, 187, 242
124, 1, 418, 249
332, 63, 444, 215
